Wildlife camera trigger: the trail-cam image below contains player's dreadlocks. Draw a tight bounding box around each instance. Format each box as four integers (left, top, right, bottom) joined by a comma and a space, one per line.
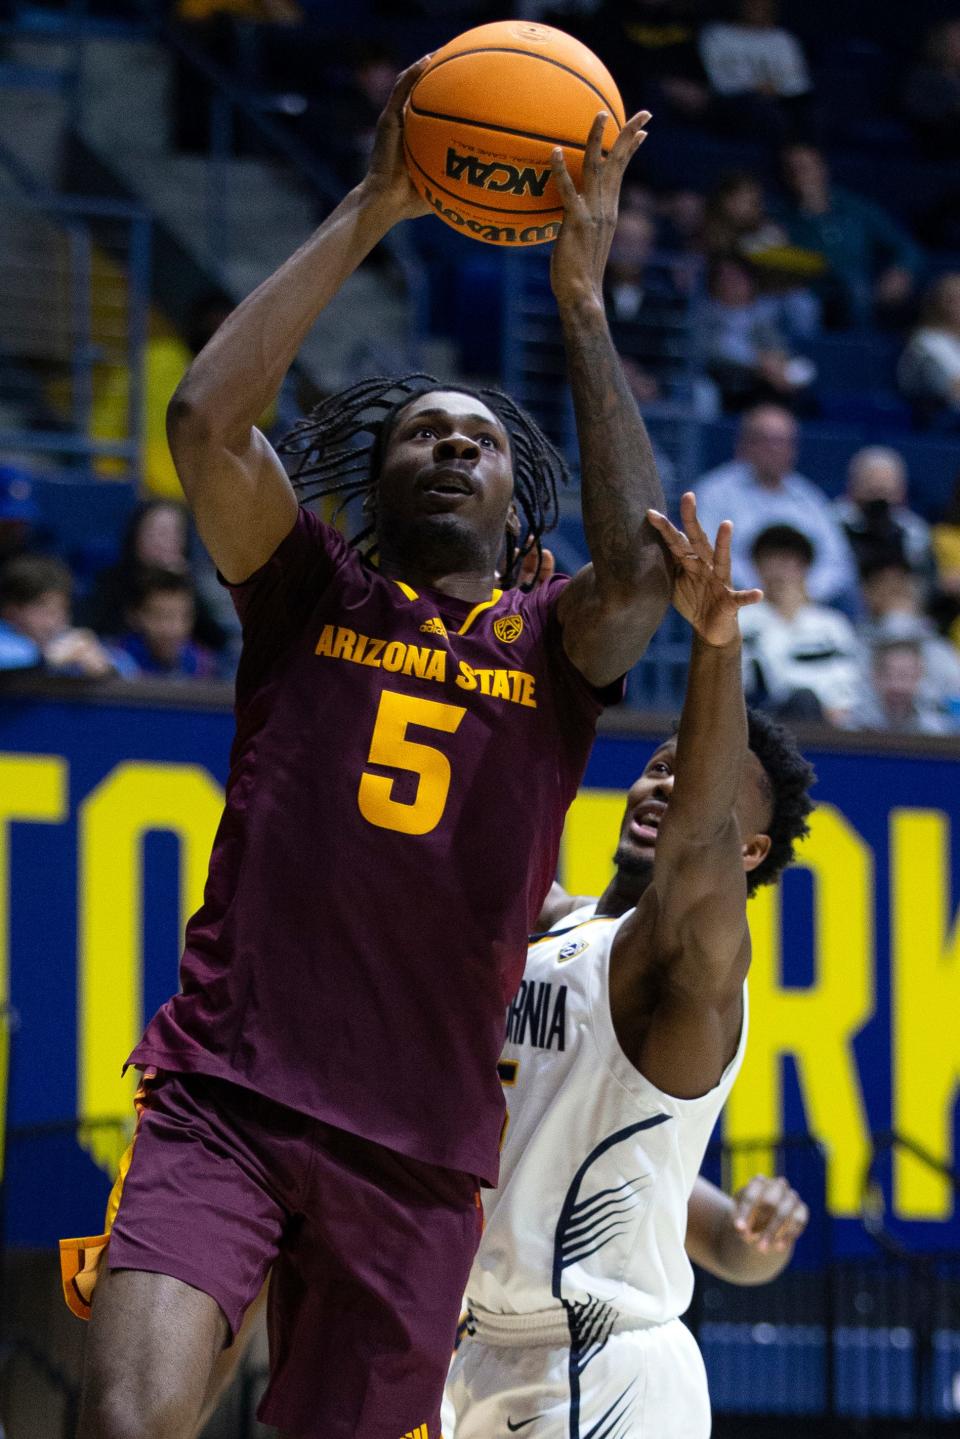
745, 708, 816, 895
277, 373, 568, 585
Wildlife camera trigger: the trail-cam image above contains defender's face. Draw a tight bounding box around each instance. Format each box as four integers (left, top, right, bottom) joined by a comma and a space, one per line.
616, 739, 772, 868
377, 391, 515, 555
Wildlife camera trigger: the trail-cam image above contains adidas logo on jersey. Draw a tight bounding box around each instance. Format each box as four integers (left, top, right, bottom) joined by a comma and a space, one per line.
400, 1426, 429, 1439
419, 617, 447, 637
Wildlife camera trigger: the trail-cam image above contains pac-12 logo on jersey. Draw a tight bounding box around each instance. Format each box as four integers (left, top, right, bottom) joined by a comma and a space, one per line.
558, 938, 589, 962
493, 614, 524, 644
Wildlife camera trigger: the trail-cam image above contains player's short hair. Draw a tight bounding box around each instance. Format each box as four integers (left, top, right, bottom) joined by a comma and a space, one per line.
277, 373, 568, 586
745, 707, 816, 894
0, 554, 72, 607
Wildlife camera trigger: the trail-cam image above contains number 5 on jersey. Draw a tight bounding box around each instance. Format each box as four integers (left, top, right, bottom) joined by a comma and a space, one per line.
358, 689, 467, 836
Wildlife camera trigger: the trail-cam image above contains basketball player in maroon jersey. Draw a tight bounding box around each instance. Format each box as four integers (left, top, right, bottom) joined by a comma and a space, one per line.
64, 59, 670, 1439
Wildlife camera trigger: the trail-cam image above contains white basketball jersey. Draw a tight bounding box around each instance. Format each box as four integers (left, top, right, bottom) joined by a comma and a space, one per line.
467, 904, 748, 1328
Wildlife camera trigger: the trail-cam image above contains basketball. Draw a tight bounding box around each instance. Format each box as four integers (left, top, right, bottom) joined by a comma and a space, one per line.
403, 20, 626, 248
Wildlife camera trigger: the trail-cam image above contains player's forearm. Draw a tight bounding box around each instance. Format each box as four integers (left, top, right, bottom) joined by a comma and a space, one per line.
559, 299, 666, 597
671, 633, 747, 837
169, 184, 400, 449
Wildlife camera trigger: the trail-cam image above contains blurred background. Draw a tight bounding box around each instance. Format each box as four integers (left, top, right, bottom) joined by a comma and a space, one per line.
0, 0, 958, 1434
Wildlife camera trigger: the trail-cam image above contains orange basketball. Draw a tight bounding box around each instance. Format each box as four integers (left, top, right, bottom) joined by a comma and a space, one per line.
403, 20, 625, 248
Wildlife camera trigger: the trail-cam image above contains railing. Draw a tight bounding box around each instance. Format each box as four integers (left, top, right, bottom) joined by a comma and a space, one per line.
124, 0, 428, 331
691, 1132, 960, 1429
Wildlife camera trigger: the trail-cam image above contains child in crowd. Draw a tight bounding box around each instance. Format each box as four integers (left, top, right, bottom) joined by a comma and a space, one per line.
0, 555, 133, 678
116, 568, 218, 679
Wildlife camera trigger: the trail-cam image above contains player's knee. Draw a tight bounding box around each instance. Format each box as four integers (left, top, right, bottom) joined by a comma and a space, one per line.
78, 1384, 197, 1439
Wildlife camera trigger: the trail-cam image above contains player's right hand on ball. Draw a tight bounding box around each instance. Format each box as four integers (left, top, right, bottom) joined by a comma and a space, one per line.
361, 56, 433, 222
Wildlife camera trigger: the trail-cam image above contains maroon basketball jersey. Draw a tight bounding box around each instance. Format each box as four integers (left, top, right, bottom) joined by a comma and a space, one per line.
130, 509, 610, 1181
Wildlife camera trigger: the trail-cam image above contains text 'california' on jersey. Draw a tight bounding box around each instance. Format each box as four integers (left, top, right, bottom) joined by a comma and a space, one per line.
130, 510, 612, 1184
466, 905, 749, 1323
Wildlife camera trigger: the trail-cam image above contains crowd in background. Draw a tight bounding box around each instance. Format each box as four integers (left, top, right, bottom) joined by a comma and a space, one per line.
2, 0, 960, 731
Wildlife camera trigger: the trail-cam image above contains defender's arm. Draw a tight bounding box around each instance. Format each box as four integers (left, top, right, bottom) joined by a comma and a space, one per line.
550, 112, 673, 687
610, 495, 762, 1097
167, 61, 430, 584
685, 1174, 809, 1285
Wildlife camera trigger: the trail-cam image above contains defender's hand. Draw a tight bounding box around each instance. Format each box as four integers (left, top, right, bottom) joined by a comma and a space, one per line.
733, 1175, 810, 1254
549, 109, 651, 309
646, 491, 762, 647
359, 57, 433, 222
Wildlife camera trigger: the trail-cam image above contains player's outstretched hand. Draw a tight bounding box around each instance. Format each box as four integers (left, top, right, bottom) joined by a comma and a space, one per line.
647, 491, 762, 647
549, 108, 651, 308
732, 1174, 810, 1254
361, 56, 433, 222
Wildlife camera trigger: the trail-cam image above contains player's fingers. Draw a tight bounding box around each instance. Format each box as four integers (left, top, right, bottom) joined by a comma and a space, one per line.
390, 54, 432, 114
646, 509, 691, 557
733, 588, 764, 609
768, 1198, 810, 1251
551, 147, 580, 208
735, 1175, 787, 1235
615, 110, 653, 163
733, 1175, 769, 1232
712, 519, 734, 582
678, 492, 714, 564
583, 110, 608, 181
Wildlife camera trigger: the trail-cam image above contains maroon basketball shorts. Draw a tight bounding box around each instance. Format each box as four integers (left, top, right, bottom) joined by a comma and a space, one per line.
106, 1070, 482, 1439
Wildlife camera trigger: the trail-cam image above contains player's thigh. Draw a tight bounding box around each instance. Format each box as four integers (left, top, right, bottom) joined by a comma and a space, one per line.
78, 1268, 228, 1439
446, 1320, 711, 1439
107, 1072, 294, 1336
260, 1131, 482, 1439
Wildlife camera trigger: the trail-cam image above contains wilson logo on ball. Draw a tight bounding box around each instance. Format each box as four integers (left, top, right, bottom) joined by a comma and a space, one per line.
445, 147, 552, 198
422, 186, 562, 246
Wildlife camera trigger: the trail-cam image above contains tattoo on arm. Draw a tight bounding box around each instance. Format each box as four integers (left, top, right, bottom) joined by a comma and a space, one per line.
562, 308, 665, 590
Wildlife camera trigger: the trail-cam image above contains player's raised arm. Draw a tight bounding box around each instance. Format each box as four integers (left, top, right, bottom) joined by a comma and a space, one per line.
166, 58, 431, 583
549, 110, 673, 687
685, 1174, 809, 1286
609, 492, 765, 1096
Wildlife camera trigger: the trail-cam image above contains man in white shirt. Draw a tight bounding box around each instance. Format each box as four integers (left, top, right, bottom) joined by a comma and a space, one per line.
700, 0, 811, 101
695, 403, 858, 608
740, 524, 867, 725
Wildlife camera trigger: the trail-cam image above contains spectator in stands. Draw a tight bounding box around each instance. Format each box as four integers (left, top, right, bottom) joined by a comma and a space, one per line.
929, 470, 960, 647
740, 524, 865, 726
897, 274, 960, 427
0, 555, 133, 679
79, 499, 229, 656
698, 0, 814, 142
847, 635, 956, 735
778, 143, 922, 329
694, 403, 858, 607
699, 255, 817, 414
858, 558, 960, 713
115, 569, 219, 680
304, 40, 403, 191
702, 171, 786, 260
588, 0, 711, 121
832, 446, 933, 582
901, 19, 960, 159
0, 464, 41, 566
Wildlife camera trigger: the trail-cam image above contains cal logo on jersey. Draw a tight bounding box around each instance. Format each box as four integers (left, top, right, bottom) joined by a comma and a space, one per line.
558, 937, 589, 963
494, 614, 524, 644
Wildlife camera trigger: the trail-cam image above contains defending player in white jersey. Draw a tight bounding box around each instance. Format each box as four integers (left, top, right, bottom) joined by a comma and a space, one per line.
443, 493, 816, 1439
